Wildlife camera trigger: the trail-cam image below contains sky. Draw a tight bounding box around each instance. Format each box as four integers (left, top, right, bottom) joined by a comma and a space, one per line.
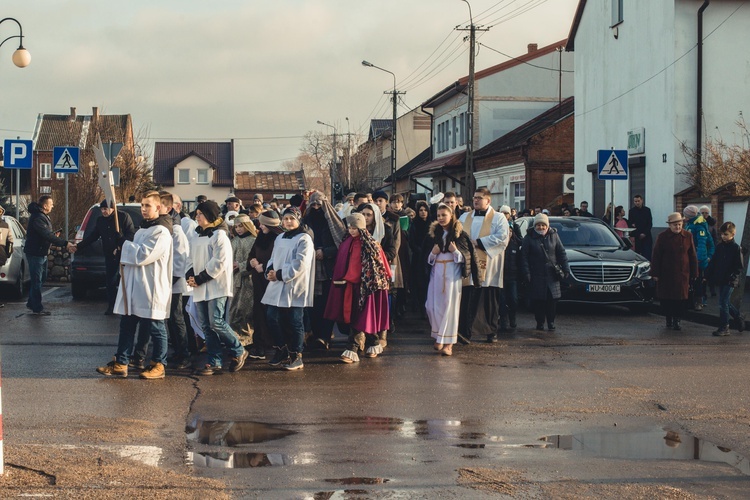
1, 0, 578, 171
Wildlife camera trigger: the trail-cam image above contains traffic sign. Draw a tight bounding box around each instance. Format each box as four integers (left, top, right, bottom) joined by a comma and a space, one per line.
2, 139, 33, 169
597, 149, 628, 180
53, 146, 80, 173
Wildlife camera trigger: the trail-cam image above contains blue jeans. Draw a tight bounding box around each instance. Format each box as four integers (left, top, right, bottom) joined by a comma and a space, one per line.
718, 285, 740, 328
195, 297, 244, 367
266, 305, 305, 353
116, 315, 167, 365
26, 254, 48, 313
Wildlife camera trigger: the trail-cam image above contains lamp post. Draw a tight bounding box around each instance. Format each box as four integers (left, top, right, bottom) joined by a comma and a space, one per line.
0, 17, 31, 68
317, 120, 337, 200
362, 60, 403, 193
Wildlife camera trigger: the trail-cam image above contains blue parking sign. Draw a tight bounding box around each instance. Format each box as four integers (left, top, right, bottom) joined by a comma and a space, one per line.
3, 139, 33, 169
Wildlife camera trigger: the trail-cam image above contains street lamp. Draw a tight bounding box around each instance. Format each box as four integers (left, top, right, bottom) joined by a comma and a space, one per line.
317, 120, 338, 200
362, 60, 402, 192
0, 17, 31, 68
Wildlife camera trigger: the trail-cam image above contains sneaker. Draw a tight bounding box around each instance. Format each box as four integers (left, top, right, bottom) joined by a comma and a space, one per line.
195, 364, 222, 376
229, 349, 249, 372
96, 359, 128, 378
140, 362, 166, 379
129, 357, 145, 370
268, 346, 289, 367
487, 334, 498, 343
712, 327, 730, 337
247, 345, 266, 360
283, 353, 304, 371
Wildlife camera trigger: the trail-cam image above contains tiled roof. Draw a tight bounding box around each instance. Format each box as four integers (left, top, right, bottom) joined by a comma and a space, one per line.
369, 119, 393, 141
34, 114, 131, 151
474, 97, 574, 159
409, 150, 466, 177
235, 170, 306, 192
153, 141, 234, 187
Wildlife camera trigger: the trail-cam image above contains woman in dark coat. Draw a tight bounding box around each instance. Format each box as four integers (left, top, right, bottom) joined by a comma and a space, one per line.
520, 213, 569, 331
651, 212, 698, 331
246, 211, 284, 358
408, 200, 432, 314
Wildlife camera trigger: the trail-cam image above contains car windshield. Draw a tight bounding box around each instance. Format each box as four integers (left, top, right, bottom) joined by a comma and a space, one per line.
550, 220, 622, 248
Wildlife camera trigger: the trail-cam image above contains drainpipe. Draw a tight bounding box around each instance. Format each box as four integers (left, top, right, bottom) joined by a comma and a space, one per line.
697, 0, 710, 192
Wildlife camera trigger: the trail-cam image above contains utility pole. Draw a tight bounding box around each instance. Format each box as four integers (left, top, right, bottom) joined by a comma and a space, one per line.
457, 1, 489, 201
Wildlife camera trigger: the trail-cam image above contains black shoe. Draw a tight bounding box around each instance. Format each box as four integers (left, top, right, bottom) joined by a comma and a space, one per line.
486, 334, 498, 343
247, 345, 266, 360
229, 349, 249, 372
548, 323, 556, 331
737, 316, 745, 332
666, 316, 673, 328
673, 320, 682, 331
104, 309, 114, 315
171, 356, 193, 369
712, 327, 730, 336
309, 337, 329, 351
268, 346, 290, 367
129, 357, 145, 370
457, 333, 471, 345
536, 323, 545, 331
195, 364, 222, 376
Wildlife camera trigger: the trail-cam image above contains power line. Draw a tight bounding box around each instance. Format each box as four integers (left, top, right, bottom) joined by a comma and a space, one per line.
151, 135, 307, 141
478, 42, 573, 72
483, 0, 551, 27
235, 156, 298, 166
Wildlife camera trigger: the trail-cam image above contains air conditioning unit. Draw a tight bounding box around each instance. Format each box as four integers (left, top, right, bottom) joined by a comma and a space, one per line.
563, 175, 574, 194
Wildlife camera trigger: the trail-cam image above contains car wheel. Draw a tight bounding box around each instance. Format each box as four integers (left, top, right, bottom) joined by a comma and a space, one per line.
71, 280, 88, 300
10, 264, 27, 299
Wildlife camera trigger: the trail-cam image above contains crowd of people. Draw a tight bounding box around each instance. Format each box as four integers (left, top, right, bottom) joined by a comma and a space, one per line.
15, 187, 744, 379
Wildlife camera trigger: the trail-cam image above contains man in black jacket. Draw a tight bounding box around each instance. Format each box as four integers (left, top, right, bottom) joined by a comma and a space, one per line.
25, 195, 75, 315
74, 200, 136, 314
629, 194, 653, 260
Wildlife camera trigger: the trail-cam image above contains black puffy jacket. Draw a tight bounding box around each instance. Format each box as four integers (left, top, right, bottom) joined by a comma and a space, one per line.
24, 202, 68, 257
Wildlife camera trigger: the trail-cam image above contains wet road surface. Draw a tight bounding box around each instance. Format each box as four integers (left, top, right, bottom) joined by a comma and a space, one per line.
1, 285, 750, 498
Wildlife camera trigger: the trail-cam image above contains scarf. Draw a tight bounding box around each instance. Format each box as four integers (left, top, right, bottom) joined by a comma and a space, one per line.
357, 228, 390, 309
141, 214, 174, 235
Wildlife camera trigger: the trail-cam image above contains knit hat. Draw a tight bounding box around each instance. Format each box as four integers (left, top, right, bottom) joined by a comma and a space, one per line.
258, 210, 280, 227
100, 199, 110, 209
225, 210, 239, 225
196, 200, 221, 223
289, 194, 304, 207
253, 193, 263, 202
346, 213, 366, 230
683, 205, 699, 218
499, 205, 511, 214
372, 190, 389, 202
233, 214, 251, 226
534, 213, 549, 226
699, 205, 711, 214
282, 206, 302, 222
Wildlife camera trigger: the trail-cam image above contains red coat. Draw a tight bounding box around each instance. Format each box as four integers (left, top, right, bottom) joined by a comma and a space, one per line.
651, 229, 698, 300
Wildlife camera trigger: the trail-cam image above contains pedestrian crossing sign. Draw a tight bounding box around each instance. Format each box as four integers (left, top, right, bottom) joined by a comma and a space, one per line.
597, 149, 628, 180
53, 146, 80, 173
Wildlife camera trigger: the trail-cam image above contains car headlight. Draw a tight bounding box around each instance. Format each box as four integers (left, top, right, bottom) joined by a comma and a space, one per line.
635, 261, 651, 279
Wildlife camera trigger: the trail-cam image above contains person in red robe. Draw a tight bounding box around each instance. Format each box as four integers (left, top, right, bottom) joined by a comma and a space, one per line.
324, 213, 391, 363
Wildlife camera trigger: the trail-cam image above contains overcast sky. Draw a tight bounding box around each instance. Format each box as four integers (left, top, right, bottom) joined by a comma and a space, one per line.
1, 0, 577, 171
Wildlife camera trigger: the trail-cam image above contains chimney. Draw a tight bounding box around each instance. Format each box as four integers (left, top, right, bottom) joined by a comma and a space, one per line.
69, 107, 76, 121
92, 106, 99, 122
527, 43, 538, 53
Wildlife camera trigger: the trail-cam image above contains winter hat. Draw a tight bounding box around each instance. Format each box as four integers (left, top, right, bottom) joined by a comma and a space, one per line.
346, 213, 366, 230
100, 199, 110, 209
233, 214, 251, 226
699, 205, 711, 214
225, 210, 239, 225
289, 194, 304, 207
309, 191, 327, 205
225, 196, 241, 204
683, 205, 699, 218
282, 206, 302, 222
372, 190, 389, 202
196, 200, 221, 223
499, 205, 511, 214
542, 209, 550, 215
253, 193, 264, 202
666, 212, 684, 224
534, 213, 549, 226
258, 210, 280, 227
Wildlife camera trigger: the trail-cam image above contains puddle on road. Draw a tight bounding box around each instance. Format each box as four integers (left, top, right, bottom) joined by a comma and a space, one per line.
324, 477, 390, 485
542, 428, 750, 475
185, 418, 295, 446
187, 451, 316, 468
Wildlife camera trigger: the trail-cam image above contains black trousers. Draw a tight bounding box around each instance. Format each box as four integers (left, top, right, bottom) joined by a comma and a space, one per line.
310, 280, 334, 342
532, 290, 558, 326
104, 257, 121, 312
460, 286, 501, 338
167, 293, 189, 357
661, 298, 686, 320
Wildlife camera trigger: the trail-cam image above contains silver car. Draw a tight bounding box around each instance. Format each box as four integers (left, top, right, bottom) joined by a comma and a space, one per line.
0, 214, 30, 298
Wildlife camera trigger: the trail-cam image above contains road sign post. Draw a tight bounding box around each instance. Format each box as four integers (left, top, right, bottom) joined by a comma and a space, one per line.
53, 146, 80, 238
598, 149, 629, 227
3, 139, 33, 220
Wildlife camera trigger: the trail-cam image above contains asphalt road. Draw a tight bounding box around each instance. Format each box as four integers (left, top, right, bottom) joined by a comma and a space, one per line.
1, 285, 750, 498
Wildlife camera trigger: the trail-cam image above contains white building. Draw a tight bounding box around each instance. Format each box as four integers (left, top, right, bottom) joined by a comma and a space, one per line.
567, 0, 750, 223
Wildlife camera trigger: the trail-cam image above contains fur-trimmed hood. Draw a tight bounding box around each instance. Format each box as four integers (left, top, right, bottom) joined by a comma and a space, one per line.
428, 219, 464, 239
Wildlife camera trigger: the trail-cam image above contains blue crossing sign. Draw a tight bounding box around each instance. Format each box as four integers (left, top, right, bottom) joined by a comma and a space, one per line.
597, 149, 628, 180
53, 146, 80, 173
2, 139, 33, 169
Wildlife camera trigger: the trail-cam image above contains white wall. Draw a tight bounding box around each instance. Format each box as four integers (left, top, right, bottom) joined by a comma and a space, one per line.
171, 155, 232, 205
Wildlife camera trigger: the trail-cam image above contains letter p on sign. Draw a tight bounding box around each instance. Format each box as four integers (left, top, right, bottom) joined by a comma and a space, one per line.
2, 139, 33, 169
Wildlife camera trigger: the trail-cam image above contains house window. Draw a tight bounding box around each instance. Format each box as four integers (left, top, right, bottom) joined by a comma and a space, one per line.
56, 171, 65, 180
39, 186, 52, 194
451, 117, 457, 149
177, 169, 190, 184
40, 163, 51, 179
611, 0, 623, 27
197, 169, 209, 184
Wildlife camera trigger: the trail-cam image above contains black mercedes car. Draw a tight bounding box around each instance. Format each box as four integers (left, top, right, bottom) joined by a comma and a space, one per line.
516, 216, 654, 307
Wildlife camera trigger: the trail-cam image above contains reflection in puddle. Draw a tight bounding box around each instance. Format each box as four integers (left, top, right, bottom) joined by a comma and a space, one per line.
455, 443, 486, 449
188, 451, 316, 468
324, 477, 390, 485
542, 428, 750, 475
185, 418, 295, 446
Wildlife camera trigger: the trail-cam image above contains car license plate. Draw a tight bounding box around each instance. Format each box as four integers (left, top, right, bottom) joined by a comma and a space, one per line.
587, 284, 620, 292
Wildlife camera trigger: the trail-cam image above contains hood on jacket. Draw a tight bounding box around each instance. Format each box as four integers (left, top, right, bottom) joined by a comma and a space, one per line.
428, 219, 464, 239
